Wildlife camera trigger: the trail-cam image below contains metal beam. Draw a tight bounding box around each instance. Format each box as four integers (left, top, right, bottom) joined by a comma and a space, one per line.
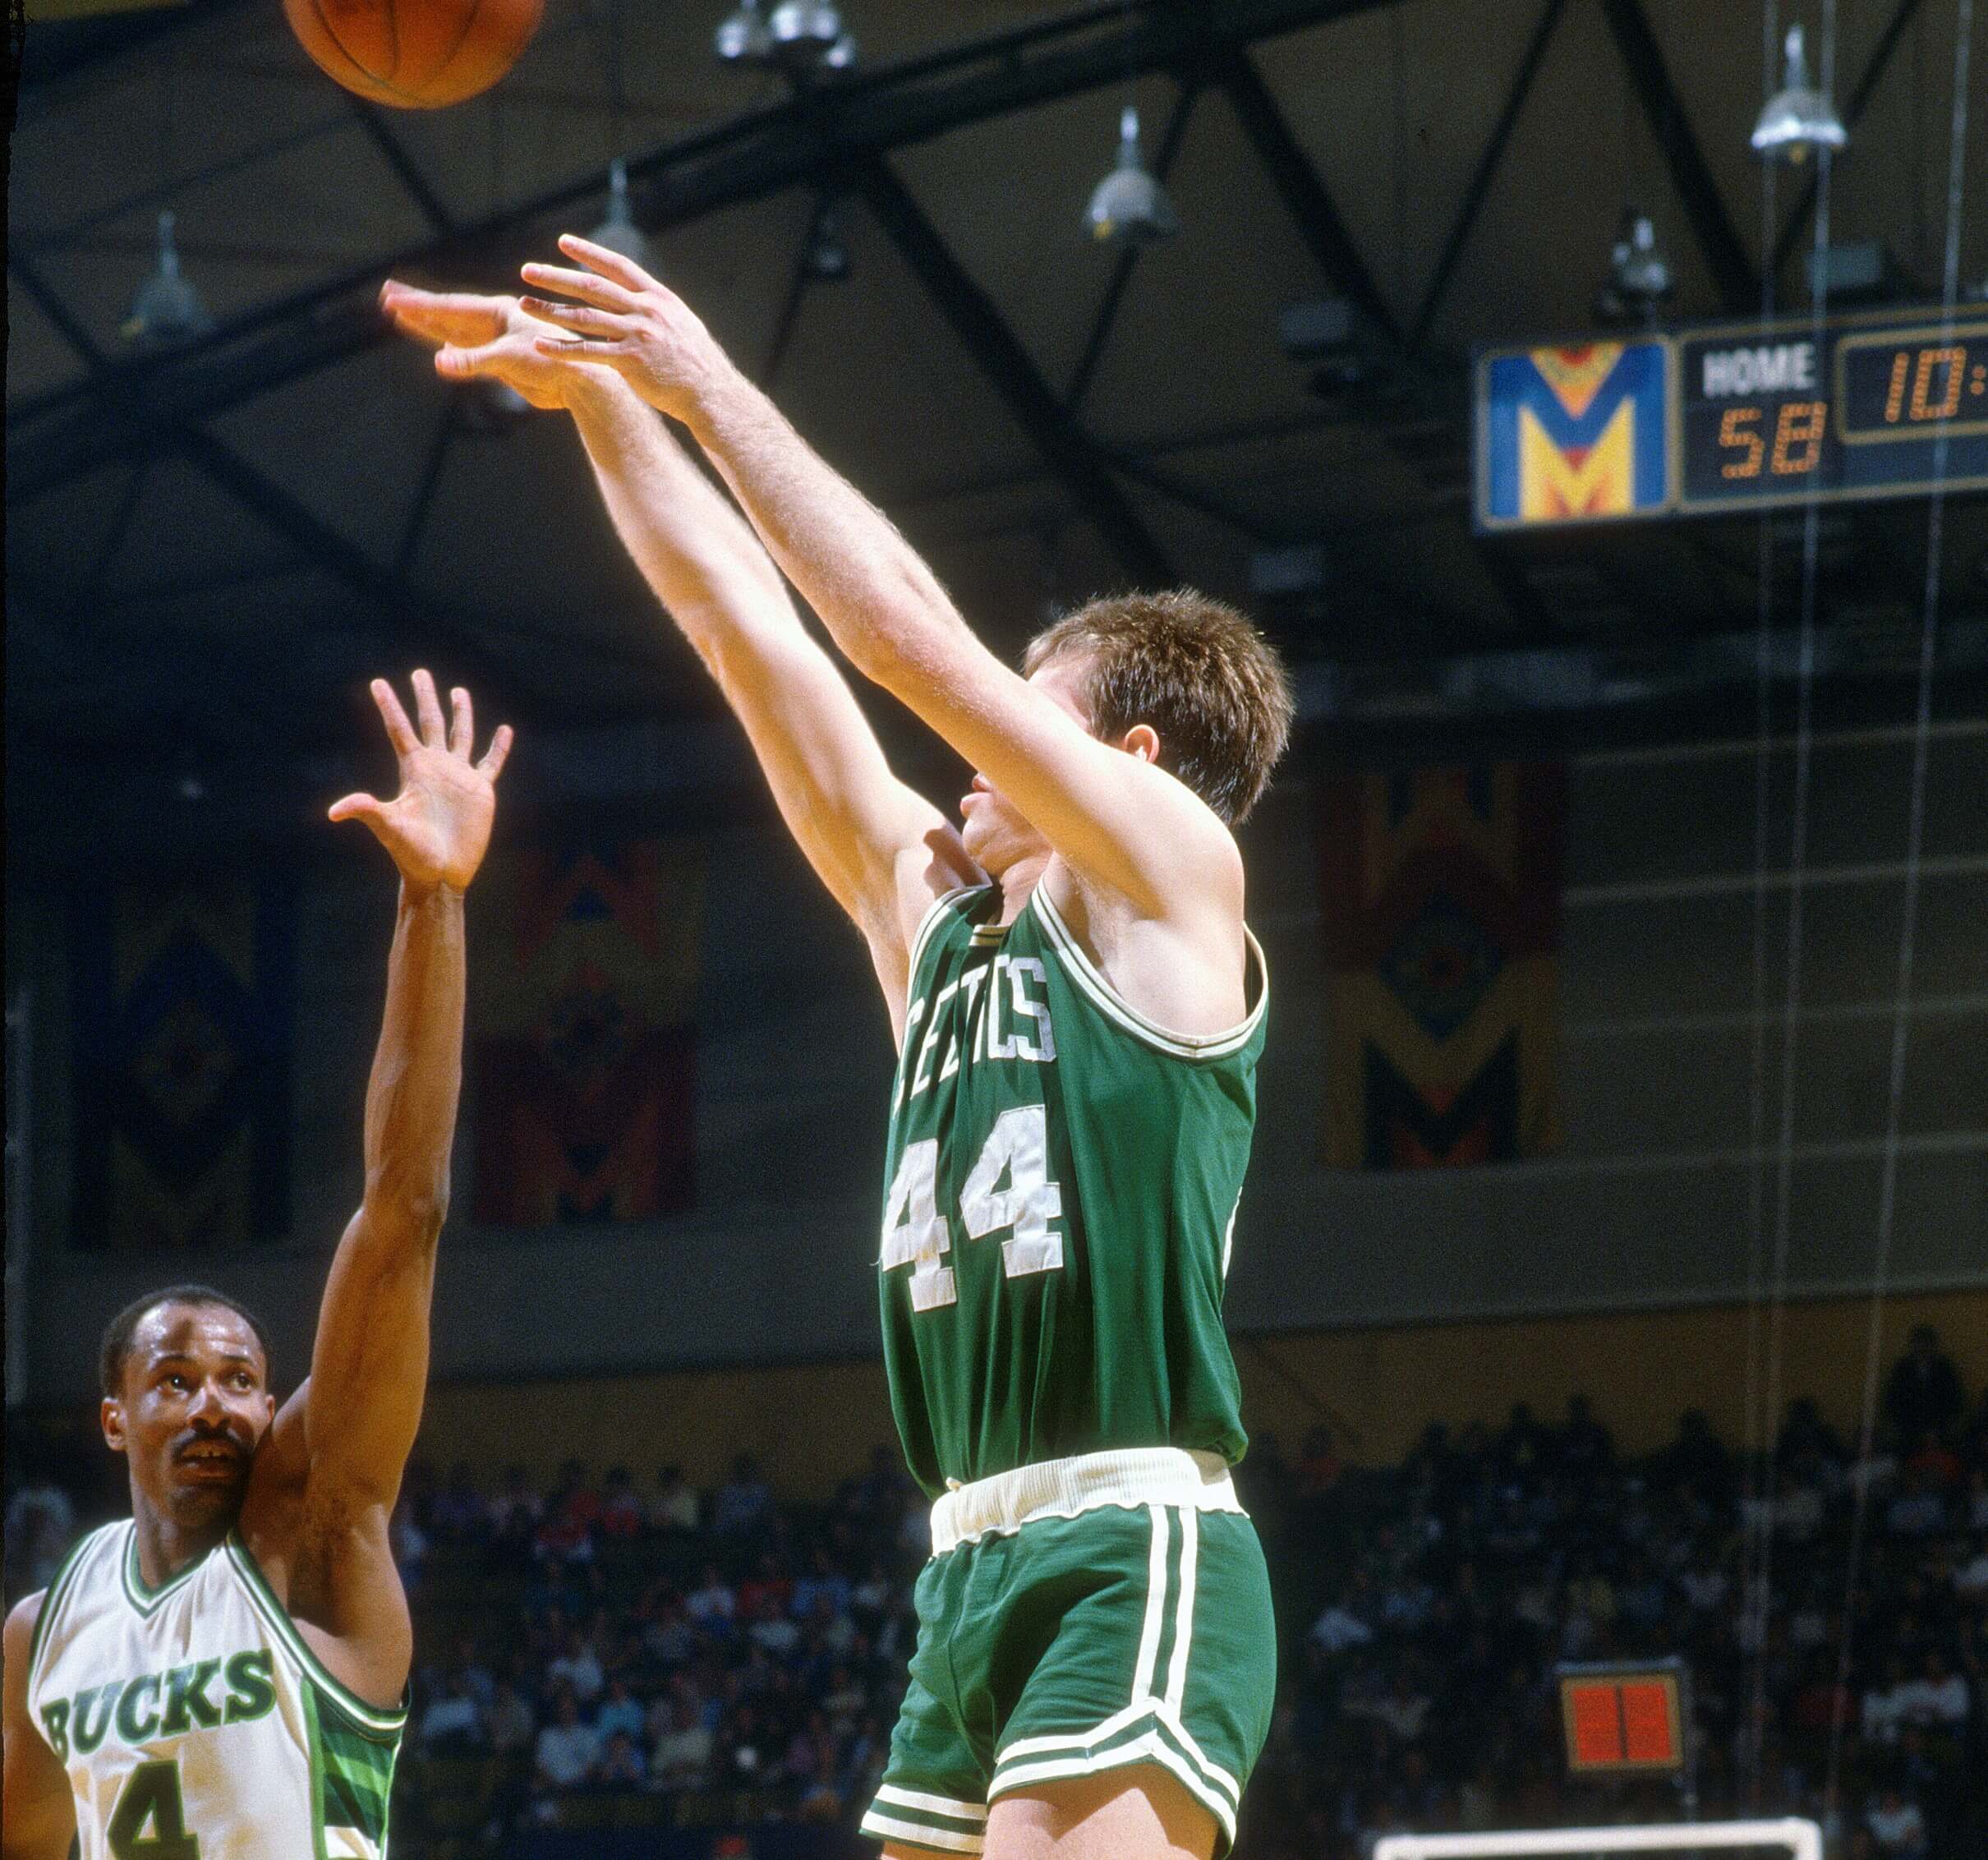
1598, 0, 1760, 312
1409, 0, 1567, 353
1767, 0, 1927, 283
9, 0, 1388, 501
851, 153, 1172, 586
1065, 79, 1203, 412
1209, 43, 1400, 344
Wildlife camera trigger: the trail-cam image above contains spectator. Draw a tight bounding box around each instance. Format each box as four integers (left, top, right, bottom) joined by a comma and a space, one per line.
650, 1697, 715, 1791
431, 1461, 490, 1541
792, 1545, 852, 1622
592, 1729, 647, 1789
536, 1460, 602, 1564
1884, 1468, 1947, 1538
686, 1563, 737, 1628
594, 1675, 645, 1745
490, 1462, 543, 1537
1558, 1395, 1614, 1475
1895, 1650, 1968, 1731
3, 1466, 76, 1596
418, 1666, 485, 1753
600, 1465, 645, 1538
533, 1690, 601, 1794
651, 1464, 701, 1535
714, 1455, 774, 1538
488, 1680, 536, 1757
1311, 1581, 1377, 1656
1866, 1786, 1928, 1858
1883, 1326, 1964, 1446
546, 1627, 605, 1704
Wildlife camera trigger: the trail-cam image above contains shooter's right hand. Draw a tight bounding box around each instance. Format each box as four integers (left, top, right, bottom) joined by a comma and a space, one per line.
380, 281, 616, 412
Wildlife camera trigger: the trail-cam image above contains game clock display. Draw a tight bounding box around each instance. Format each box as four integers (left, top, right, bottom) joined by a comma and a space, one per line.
1679, 315, 1988, 512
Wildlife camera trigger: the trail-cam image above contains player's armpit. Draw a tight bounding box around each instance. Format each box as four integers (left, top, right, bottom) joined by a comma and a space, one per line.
882, 626, 1241, 925
2, 1595, 78, 1860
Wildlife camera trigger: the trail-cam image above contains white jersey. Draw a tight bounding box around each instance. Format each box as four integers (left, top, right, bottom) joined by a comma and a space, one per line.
25, 1520, 405, 1859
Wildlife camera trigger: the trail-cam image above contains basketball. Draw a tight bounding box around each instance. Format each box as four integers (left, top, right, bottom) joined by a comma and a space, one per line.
283, 0, 544, 108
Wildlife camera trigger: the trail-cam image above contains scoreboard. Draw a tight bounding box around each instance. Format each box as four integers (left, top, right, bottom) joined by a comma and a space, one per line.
1475, 307, 1988, 531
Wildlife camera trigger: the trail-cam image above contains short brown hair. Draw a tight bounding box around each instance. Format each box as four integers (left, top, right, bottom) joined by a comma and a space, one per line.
1024, 589, 1293, 824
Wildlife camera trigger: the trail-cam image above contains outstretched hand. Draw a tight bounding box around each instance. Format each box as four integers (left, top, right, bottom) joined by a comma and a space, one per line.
515, 233, 733, 421
380, 280, 605, 411
330, 671, 513, 891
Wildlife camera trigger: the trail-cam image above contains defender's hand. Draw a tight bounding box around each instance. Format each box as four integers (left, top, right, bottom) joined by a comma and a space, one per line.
516, 234, 732, 421
380, 281, 605, 412
330, 671, 513, 891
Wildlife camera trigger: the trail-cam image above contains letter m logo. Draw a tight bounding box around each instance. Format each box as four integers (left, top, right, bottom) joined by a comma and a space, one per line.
1477, 340, 1670, 527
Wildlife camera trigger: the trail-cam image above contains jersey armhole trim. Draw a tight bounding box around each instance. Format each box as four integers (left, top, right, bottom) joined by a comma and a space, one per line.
25, 1523, 103, 1692
906, 884, 992, 985
1030, 887, 1268, 1061
224, 1535, 409, 1738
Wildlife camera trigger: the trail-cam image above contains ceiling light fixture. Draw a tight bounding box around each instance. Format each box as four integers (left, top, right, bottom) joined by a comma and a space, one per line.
716, 0, 854, 71
1592, 209, 1674, 326
122, 211, 212, 348
1085, 106, 1178, 248
805, 202, 850, 281
589, 159, 652, 268
1751, 25, 1848, 163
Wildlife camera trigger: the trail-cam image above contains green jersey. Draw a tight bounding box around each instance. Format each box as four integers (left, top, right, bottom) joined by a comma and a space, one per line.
878, 882, 1267, 1499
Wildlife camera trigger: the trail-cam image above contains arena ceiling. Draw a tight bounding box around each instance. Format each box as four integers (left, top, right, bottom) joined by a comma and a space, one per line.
7, 0, 1987, 848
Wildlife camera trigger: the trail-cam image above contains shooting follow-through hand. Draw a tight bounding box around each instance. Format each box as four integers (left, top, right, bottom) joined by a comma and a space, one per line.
329, 671, 512, 892
380, 281, 605, 411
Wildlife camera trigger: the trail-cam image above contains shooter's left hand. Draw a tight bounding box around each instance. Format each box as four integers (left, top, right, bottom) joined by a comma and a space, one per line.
329, 670, 512, 891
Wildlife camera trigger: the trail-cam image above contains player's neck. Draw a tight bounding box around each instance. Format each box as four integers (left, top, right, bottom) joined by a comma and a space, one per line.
131, 1501, 233, 1589
993, 850, 1052, 926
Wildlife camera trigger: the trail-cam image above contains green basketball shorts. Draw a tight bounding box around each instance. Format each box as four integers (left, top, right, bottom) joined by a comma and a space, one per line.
860, 1448, 1276, 1858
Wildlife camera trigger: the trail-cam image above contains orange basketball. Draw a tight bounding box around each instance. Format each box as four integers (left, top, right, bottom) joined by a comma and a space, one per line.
284, 0, 544, 108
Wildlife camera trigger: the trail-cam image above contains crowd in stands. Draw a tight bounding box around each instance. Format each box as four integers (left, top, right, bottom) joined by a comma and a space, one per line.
6, 1324, 1984, 1860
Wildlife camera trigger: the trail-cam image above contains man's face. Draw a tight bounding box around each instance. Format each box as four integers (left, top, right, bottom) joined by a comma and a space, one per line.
959, 654, 1092, 875
103, 1302, 274, 1537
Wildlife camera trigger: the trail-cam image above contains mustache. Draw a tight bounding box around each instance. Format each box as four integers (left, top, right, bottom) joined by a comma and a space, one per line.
171, 1428, 251, 1466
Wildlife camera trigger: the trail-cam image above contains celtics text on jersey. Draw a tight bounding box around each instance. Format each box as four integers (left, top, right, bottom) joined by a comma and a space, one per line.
26, 1520, 405, 1860
879, 884, 1268, 1499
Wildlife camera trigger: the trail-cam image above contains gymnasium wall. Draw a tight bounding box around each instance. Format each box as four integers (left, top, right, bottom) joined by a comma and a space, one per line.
318, 1287, 1988, 1500
7, 720, 1985, 1404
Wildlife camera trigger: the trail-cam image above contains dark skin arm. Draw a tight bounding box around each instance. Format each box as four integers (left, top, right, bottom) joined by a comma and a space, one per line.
2, 1595, 76, 1860
239, 672, 512, 1710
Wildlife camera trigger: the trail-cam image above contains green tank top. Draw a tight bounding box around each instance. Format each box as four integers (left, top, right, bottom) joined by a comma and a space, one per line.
878, 882, 1267, 1499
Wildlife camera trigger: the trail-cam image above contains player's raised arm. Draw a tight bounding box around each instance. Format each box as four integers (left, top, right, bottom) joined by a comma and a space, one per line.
517, 238, 1240, 924
379, 283, 977, 1028
259, 673, 509, 1522
2, 1595, 76, 1860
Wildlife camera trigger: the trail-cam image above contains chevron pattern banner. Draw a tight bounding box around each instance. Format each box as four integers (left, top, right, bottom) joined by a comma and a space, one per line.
1317, 763, 1567, 1169
471, 839, 702, 1226
71, 877, 296, 1250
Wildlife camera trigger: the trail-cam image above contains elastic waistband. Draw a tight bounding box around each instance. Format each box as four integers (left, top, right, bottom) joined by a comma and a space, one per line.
929, 1447, 1244, 1556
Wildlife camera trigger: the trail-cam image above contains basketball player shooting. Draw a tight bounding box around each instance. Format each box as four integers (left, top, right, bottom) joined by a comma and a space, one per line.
1, 674, 510, 1860
381, 237, 1291, 1860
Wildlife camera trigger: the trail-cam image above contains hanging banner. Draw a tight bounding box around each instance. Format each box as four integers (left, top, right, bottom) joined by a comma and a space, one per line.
472, 838, 702, 1226
1317, 763, 1567, 1169
71, 876, 296, 1250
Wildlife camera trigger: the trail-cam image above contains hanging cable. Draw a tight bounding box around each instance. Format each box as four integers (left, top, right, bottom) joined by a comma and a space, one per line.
1824, 0, 1974, 1829
1737, 0, 1782, 1796
1745, 0, 1843, 1802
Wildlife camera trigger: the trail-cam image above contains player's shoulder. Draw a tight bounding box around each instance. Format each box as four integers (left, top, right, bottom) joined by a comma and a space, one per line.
5, 1586, 46, 1653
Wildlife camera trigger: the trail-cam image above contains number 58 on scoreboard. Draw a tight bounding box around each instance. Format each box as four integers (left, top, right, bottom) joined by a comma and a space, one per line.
1475, 307, 1988, 531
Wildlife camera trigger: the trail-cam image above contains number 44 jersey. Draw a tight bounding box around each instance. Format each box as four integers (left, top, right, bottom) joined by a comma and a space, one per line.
881, 884, 1268, 1499
26, 1519, 405, 1859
